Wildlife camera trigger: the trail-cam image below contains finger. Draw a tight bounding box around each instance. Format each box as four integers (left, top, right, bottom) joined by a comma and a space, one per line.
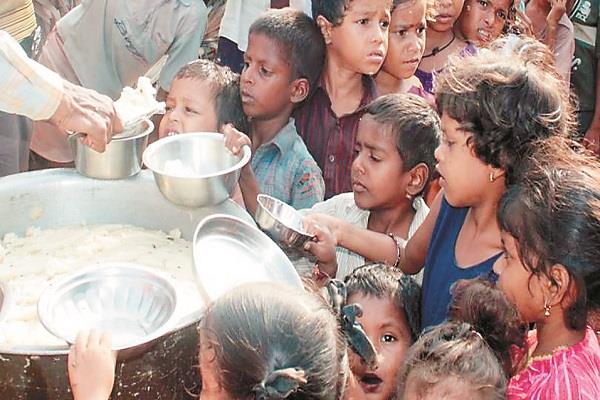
111, 105, 124, 133
99, 332, 113, 348
88, 330, 102, 348
75, 330, 90, 353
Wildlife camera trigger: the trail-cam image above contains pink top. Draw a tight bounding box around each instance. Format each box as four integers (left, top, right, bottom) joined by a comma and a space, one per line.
508, 327, 600, 400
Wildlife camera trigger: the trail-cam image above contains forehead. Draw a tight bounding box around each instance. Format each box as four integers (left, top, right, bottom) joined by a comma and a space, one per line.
170, 78, 216, 101
345, 0, 392, 15
348, 292, 408, 325
391, 0, 427, 24
357, 114, 395, 141
246, 33, 290, 65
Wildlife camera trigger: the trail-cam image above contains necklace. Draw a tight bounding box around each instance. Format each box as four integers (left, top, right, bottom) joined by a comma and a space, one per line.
422, 32, 456, 59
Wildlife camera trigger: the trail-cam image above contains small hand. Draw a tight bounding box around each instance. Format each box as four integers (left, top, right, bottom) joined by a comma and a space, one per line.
303, 222, 338, 280
303, 213, 343, 245
547, 0, 567, 27
68, 331, 117, 400
221, 123, 251, 156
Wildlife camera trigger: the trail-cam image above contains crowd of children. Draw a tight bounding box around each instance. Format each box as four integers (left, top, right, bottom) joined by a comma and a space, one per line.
6, 0, 600, 398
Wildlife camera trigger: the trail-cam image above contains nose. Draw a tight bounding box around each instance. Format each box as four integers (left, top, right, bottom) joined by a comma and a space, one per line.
241, 65, 253, 85
406, 35, 422, 54
483, 8, 495, 26
352, 152, 366, 176
434, 143, 443, 163
435, 0, 453, 10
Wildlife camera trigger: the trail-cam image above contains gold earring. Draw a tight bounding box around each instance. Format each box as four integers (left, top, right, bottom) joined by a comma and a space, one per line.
543, 300, 551, 317
466, 4, 471, 10
489, 172, 495, 183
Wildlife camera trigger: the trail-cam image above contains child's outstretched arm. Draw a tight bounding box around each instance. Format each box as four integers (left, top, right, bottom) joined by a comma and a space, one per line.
68, 331, 117, 400
222, 124, 260, 215
304, 193, 443, 275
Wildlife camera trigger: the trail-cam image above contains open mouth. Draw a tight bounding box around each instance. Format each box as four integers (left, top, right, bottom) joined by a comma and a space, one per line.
477, 28, 492, 41
360, 373, 383, 393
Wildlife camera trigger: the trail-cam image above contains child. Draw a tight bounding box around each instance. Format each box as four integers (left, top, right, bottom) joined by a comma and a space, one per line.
294, 0, 391, 198
67, 283, 346, 400
302, 94, 440, 280
158, 59, 248, 138
344, 263, 421, 400
415, 0, 474, 94
223, 8, 325, 214
320, 36, 575, 329
456, 0, 512, 46
494, 138, 600, 398
375, 0, 429, 97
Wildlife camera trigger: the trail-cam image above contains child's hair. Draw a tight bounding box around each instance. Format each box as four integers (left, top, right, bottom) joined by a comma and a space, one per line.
398, 321, 506, 400
434, 35, 576, 185
175, 59, 248, 132
448, 278, 526, 376
362, 94, 441, 184
199, 283, 344, 400
312, 0, 352, 26
344, 263, 421, 341
249, 8, 325, 94
498, 137, 600, 331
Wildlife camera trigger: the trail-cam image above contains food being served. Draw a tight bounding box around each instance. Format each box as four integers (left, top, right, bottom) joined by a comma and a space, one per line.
0, 224, 201, 348
114, 77, 165, 133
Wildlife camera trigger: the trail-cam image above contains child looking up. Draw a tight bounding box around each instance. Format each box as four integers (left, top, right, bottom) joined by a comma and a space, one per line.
415, 0, 474, 94
375, 0, 430, 98
158, 59, 248, 138
344, 263, 421, 400
494, 138, 600, 399
456, 0, 512, 46
294, 0, 391, 198
224, 8, 325, 213
303, 94, 440, 280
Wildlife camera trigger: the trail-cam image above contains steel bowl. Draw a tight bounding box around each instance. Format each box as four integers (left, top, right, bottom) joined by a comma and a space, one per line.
142, 132, 251, 208
70, 118, 153, 180
38, 263, 177, 350
192, 214, 303, 302
255, 194, 314, 249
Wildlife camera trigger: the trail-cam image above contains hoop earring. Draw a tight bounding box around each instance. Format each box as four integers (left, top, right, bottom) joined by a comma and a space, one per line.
489, 172, 495, 183
543, 300, 551, 317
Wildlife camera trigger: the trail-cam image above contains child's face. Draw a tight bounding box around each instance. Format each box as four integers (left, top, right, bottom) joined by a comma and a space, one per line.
382, 0, 427, 80
324, 0, 391, 75
434, 113, 492, 208
240, 33, 297, 121
348, 292, 412, 400
352, 115, 411, 211
158, 78, 219, 138
429, 0, 465, 32
457, 0, 510, 45
403, 375, 490, 399
493, 231, 547, 324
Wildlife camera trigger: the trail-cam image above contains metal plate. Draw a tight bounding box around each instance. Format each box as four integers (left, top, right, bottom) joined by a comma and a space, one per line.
192, 214, 303, 302
38, 264, 177, 350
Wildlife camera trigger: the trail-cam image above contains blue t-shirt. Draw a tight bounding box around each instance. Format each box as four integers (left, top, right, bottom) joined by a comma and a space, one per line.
421, 197, 502, 329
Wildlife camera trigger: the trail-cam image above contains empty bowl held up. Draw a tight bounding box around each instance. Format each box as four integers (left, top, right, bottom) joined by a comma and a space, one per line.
70, 118, 154, 180
255, 194, 314, 249
142, 132, 251, 208
192, 214, 303, 302
37, 263, 177, 350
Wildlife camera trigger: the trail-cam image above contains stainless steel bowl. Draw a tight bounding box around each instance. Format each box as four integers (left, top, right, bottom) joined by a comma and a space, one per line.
70, 118, 153, 180
255, 194, 314, 249
192, 214, 303, 302
38, 263, 177, 350
142, 132, 251, 208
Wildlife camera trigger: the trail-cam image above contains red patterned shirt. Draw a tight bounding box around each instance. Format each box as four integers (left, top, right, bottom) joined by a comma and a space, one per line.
294, 75, 377, 199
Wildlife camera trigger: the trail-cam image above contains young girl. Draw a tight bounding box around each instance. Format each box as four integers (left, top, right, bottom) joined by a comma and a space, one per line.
494, 138, 600, 398
399, 278, 525, 400
320, 36, 575, 329
302, 93, 441, 280
415, 0, 475, 93
456, 0, 512, 46
67, 283, 347, 400
375, 0, 429, 97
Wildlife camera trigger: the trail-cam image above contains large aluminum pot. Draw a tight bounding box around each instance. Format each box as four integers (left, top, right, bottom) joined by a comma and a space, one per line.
0, 169, 253, 400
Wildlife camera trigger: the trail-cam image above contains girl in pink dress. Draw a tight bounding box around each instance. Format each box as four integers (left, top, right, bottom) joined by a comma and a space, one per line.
494, 138, 600, 400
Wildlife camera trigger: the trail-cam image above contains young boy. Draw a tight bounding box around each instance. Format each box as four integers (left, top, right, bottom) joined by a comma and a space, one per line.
302, 94, 440, 281
294, 0, 391, 198
223, 8, 325, 214
158, 59, 248, 138
344, 263, 421, 400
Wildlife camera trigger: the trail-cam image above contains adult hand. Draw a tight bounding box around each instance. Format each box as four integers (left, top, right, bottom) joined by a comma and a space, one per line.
584, 124, 600, 156
50, 81, 123, 152
68, 331, 117, 400
547, 0, 567, 27
222, 123, 251, 156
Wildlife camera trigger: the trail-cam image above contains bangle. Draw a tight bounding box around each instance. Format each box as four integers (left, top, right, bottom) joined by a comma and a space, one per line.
387, 233, 403, 269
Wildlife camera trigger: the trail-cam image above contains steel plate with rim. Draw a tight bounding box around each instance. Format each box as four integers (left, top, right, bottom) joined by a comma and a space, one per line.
192, 214, 303, 302
37, 263, 177, 350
